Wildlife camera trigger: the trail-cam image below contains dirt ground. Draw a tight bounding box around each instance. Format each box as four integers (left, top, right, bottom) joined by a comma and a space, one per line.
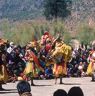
0, 77, 95, 96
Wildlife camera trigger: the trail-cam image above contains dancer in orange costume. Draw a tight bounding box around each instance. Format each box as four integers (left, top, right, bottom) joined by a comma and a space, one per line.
52, 37, 72, 84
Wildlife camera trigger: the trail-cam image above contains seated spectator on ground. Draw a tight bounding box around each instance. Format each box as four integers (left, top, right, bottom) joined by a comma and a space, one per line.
17, 80, 32, 96
45, 66, 53, 79
53, 89, 68, 96
68, 87, 84, 96
78, 62, 84, 77
38, 70, 45, 79
72, 64, 79, 77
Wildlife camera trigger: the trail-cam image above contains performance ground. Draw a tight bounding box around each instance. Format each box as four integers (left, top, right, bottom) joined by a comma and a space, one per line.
0, 77, 95, 96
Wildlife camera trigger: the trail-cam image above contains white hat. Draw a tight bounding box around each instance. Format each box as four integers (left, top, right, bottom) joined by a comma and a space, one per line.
10, 42, 14, 46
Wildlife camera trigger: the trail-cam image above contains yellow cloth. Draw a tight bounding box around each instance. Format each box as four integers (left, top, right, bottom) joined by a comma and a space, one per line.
24, 62, 38, 77
46, 60, 55, 67
87, 62, 93, 75
52, 43, 72, 63
24, 62, 34, 74
17, 77, 24, 81
0, 65, 8, 82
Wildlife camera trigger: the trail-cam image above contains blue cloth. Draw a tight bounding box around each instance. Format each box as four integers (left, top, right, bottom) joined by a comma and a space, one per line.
40, 60, 45, 68
45, 68, 53, 76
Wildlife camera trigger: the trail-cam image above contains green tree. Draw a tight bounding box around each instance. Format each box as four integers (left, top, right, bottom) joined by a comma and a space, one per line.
44, 0, 72, 20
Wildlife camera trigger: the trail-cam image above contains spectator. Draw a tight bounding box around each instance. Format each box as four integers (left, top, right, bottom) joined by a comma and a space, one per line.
68, 87, 84, 96
17, 80, 32, 96
78, 62, 84, 77
45, 66, 53, 79
53, 89, 68, 96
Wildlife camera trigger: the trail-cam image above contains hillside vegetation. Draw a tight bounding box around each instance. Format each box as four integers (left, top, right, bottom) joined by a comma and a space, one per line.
0, 0, 95, 45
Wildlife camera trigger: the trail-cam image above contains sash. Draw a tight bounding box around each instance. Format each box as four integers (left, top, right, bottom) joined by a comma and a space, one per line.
30, 51, 44, 72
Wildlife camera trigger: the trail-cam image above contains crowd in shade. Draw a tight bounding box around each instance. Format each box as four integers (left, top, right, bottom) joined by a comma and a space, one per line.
0, 31, 95, 90
17, 80, 84, 96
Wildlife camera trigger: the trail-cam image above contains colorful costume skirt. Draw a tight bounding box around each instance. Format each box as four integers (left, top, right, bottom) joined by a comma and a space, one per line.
53, 63, 67, 77
24, 62, 38, 78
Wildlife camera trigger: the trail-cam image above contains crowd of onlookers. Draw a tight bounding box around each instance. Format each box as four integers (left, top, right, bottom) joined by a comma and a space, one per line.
67, 46, 90, 77
17, 80, 84, 96
0, 30, 94, 83
0, 39, 92, 81
0, 35, 94, 95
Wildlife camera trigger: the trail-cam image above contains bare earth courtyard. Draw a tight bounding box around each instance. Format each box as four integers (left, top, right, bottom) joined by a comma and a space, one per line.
0, 77, 95, 96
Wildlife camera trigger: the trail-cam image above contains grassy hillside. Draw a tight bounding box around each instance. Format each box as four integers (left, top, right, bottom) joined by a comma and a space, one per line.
0, 19, 72, 45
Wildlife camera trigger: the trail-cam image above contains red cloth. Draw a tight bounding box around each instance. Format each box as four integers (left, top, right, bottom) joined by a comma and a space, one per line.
45, 44, 52, 53
30, 51, 44, 72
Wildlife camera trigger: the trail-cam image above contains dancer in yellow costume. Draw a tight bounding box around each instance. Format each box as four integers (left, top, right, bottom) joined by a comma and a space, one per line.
24, 49, 37, 86
52, 37, 72, 84
0, 47, 8, 90
87, 50, 95, 75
